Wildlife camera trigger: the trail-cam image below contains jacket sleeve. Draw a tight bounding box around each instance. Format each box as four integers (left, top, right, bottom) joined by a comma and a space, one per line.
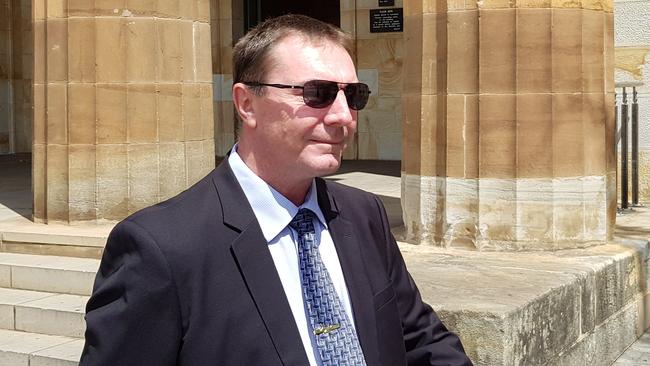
373, 196, 473, 366
79, 220, 182, 366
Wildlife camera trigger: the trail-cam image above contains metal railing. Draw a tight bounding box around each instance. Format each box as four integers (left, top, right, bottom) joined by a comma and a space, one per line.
616, 82, 642, 210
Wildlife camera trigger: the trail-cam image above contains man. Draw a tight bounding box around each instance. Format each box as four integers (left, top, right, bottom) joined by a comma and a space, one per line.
80, 14, 471, 366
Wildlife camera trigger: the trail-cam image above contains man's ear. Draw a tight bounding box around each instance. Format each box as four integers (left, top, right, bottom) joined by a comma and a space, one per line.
232, 83, 256, 129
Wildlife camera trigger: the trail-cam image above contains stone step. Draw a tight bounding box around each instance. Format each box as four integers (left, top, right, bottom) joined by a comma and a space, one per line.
0, 328, 82, 366
0, 287, 88, 338
0, 219, 111, 259
0, 252, 99, 296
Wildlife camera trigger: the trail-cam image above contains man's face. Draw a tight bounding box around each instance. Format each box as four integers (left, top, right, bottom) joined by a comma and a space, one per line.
246, 36, 358, 181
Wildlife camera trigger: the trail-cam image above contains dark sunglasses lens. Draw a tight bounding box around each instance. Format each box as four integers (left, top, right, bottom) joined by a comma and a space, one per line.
303, 81, 339, 108
344, 83, 370, 110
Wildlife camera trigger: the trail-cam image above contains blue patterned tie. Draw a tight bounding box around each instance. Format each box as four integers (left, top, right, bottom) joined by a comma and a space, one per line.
289, 208, 366, 366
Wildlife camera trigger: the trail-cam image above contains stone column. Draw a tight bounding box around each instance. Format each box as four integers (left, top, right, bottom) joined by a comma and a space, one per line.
402, 0, 616, 250
33, 0, 215, 223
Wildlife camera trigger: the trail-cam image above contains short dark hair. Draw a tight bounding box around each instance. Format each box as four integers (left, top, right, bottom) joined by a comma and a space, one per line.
233, 14, 353, 94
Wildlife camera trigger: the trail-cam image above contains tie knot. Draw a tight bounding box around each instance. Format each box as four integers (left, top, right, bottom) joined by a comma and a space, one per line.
289, 208, 316, 236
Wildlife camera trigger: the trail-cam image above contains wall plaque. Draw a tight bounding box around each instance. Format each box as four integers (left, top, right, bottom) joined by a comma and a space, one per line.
379, 0, 395, 6
369, 8, 403, 33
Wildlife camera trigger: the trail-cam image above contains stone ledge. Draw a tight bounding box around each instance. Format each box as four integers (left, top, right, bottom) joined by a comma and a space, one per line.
399, 239, 650, 366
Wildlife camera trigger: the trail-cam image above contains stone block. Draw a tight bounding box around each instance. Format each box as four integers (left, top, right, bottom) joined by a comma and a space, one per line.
179, 0, 198, 20
552, 93, 584, 177
516, 94, 553, 178
515, 180, 554, 242
156, 19, 182, 82
15, 294, 87, 338
126, 18, 156, 82
33, 83, 45, 144
477, 179, 517, 246
478, 94, 516, 178
358, 97, 401, 134
181, 20, 196, 82
68, 0, 94, 16
96, 84, 127, 144
421, 12, 446, 95
0, 264, 9, 287
0, 288, 53, 330
582, 93, 606, 176
46, 83, 68, 144
159, 143, 187, 200
96, 144, 128, 220
11, 264, 96, 297
68, 18, 96, 83
399, 239, 647, 366
200, 83, 214, 140
593, 255, 640, 325
447, 10, 478, 94
158, 83, 183, 142
45, 145, 69, 223
581, 10, 604, 93
68, 84, 96, 145
127, 0, 157, 16
157, 0, 180, 18
182, 83, 203, 141
127, 144, 160, 213
68, 145, 97, 221
0, 329, 73, 366
196, 22, 212, 83
127, 84, 158, 143
30, 339, 84, 366
516, 8, 551, 93
95, 18, 126, 83
479, 9, 515, 93
445, 94, 465, 174
551, 9, 582, 93
443, 178, 479, 249
356, 39, 404, 96
45, 19, 68, 82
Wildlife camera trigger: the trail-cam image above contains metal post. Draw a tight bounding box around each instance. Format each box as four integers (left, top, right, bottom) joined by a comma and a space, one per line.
632, 87, 639, 205
615, 92, 618, 209
621, 87, 629, 209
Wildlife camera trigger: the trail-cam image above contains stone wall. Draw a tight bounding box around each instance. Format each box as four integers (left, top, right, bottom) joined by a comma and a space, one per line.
0, 0, 32, 155
342, 0, 403, 160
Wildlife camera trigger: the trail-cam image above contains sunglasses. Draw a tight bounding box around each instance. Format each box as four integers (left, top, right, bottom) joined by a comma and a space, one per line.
242, 79, 371, 111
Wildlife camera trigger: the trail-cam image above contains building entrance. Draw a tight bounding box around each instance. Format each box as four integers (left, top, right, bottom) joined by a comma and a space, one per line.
244, 0, 340, 30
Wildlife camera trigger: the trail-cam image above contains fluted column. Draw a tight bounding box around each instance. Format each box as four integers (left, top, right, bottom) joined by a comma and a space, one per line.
33, 0, 214, 223
402, 0, 616, 250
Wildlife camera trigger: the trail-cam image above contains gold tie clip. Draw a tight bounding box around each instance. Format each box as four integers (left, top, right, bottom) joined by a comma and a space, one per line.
314, 324, 341, 335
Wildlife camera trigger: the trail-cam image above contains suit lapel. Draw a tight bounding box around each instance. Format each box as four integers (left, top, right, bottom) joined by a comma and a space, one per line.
316, 178, 381, 365
211, 161, 309, 365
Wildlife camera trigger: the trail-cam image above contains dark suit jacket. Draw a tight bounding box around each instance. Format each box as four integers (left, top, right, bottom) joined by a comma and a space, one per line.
80, 160, 471, 366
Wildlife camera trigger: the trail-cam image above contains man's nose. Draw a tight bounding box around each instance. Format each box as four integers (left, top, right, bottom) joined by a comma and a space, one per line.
323, 90, 354, 126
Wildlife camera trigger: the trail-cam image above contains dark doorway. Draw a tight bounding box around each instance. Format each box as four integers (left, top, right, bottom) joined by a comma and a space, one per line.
245, 0, 340, 31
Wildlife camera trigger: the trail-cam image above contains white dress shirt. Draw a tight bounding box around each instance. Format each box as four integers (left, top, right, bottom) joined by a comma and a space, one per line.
228, 146, 357, 366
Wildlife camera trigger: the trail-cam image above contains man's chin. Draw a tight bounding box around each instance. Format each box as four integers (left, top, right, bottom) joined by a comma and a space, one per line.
310, 155, 342, 177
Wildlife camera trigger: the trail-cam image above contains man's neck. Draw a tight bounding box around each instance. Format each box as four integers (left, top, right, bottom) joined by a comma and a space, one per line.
235, 146, 311, 206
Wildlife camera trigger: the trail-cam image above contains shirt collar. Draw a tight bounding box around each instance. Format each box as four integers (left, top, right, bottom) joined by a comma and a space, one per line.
228, 145, 328, 243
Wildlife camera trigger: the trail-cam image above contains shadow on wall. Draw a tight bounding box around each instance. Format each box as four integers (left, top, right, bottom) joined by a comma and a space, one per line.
0, 154, 32, 221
